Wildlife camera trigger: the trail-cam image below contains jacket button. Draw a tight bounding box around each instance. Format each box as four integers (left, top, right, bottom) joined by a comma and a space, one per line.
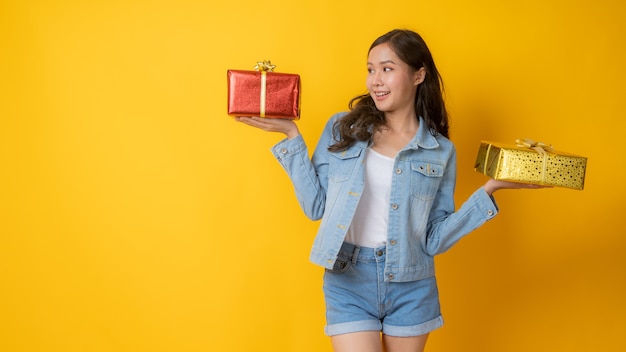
388, 274, 394, 280
487, 210, 494, 216
390, 240, 397, 245
395, 168, 402, 174
376, 250, 383, 256
391, 204, 398, 210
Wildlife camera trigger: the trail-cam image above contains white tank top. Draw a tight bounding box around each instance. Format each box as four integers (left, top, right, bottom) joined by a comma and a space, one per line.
345, 147, 394, 247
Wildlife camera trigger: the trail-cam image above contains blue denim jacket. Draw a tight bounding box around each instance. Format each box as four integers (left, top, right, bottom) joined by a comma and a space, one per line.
271, 112, 499, 282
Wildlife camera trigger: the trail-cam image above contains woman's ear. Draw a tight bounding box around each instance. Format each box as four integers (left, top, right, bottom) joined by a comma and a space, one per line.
414, 67, 426, 86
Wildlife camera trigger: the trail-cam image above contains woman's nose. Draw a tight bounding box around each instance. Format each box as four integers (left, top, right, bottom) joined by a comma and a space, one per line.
372, 72, 382, 85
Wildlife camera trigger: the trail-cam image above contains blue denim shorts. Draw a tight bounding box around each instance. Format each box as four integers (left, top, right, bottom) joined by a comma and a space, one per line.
323, 242, 444, 337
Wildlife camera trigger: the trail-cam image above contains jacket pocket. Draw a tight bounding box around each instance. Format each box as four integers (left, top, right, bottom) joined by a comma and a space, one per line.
328, 148, 363, 182
410, 160, 444, 201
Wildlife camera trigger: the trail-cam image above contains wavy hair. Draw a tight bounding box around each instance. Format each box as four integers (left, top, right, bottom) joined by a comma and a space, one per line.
329, 29, 449, 152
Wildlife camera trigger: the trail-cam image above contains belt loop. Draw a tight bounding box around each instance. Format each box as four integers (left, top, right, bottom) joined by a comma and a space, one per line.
351, 245, 360, 265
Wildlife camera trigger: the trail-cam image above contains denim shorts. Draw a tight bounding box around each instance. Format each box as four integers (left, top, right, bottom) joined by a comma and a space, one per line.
323, 242, 444, 337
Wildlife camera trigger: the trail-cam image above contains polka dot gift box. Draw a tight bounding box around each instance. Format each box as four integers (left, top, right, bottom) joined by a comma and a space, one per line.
474, 139, 587, 190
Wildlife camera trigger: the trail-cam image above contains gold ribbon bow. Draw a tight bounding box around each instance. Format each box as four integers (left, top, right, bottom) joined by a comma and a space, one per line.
515, 138, 554, 156
253, 60, 276, 117
253, 60, 276, 72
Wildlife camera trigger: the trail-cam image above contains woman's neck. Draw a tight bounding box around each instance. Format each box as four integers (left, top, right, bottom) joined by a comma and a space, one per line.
371, 112, 419, 158
382, 110, 419, 134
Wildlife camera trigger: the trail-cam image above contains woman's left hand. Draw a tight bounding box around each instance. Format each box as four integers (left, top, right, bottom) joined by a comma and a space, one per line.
484, 178, 552, 195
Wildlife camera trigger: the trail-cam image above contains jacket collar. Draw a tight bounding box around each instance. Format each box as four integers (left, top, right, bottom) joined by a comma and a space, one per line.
354, 116, 440, 151
406, 116, 440, 150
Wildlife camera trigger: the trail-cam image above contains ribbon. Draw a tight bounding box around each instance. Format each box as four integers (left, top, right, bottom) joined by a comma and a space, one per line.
253, 60, 276, 117
481, 138, 554, 185
515, 138, 553, 156
253, 60, 276, 72
483, 144, 494, 174
515, 138, 554, 184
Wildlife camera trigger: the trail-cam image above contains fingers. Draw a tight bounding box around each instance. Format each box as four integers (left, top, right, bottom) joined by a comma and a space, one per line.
522, 184, 553, 189
501, 180, 552, 189
234, 116, 298, 136
505, 182, 553, 190
235, 116, 271, 130
485, 178, 554, 194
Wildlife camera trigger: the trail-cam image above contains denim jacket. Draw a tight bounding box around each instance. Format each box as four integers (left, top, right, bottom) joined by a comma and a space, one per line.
271, 112, 499, 282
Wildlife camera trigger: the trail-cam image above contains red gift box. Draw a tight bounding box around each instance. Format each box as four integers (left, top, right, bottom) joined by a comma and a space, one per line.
227, 61, 300, 119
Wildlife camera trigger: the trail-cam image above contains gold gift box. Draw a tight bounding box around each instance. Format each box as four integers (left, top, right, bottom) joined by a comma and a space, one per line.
474, 140, 587, 190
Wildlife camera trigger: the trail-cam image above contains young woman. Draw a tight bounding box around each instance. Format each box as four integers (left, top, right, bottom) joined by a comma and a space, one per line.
236, 29, 543, 352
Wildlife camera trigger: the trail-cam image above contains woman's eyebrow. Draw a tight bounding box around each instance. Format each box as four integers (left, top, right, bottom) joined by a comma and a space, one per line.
367, 60, 397, 65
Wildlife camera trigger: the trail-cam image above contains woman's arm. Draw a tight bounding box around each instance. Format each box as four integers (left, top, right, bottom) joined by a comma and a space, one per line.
424, 148, 549, 256
235, 115, 340, 220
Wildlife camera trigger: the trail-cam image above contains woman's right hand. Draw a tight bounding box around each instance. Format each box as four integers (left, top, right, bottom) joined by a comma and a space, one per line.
235, 116, 300, 140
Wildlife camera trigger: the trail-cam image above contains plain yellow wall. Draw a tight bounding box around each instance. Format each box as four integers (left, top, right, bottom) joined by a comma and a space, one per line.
1, 0, 625, 351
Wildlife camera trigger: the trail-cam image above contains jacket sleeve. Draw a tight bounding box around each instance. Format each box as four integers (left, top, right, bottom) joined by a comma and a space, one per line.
424, 146, 499, 255
271, 114, 339, 220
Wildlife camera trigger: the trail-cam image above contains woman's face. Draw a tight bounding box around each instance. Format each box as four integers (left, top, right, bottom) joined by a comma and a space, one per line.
366, 43, 424, 116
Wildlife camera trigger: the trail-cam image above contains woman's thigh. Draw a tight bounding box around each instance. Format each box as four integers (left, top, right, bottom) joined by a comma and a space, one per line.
331, 331, 382, 352
382, 333, 429, 352
330, 332, 429, 352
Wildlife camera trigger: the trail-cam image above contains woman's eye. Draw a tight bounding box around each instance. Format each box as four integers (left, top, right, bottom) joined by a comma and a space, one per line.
367, 68, 374, 74
383, 67, 393, 72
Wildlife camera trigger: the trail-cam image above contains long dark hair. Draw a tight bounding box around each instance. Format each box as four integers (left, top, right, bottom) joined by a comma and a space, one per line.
329, 29, 449, 152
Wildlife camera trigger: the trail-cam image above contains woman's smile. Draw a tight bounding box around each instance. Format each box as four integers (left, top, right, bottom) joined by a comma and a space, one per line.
366, 42, 421, 115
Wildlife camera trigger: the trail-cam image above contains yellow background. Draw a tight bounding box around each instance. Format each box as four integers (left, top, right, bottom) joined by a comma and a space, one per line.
1, 0, 625, 351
